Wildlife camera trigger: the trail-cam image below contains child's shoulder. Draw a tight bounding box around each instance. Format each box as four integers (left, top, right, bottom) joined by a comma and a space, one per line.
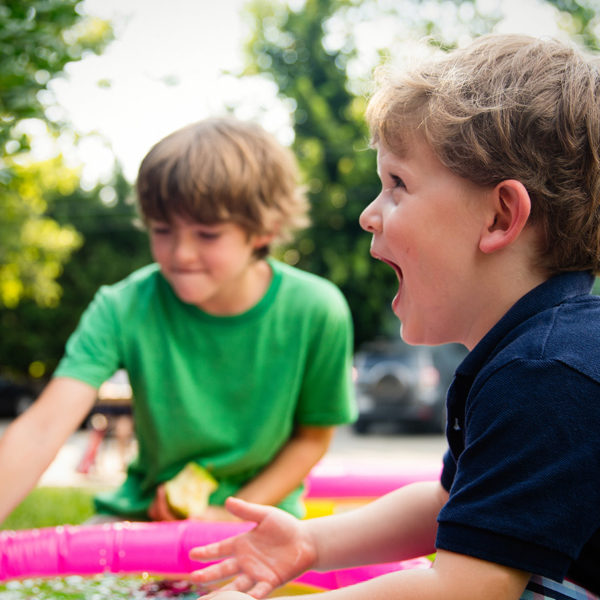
498, 290, 600, 380
540, 292, 600, 375
271, 258, 348, 305
96, 263, 164, 303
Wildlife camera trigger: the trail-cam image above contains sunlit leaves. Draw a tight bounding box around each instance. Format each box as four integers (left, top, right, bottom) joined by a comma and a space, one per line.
546, 0, 599, 50
0, 0, 113, 154
0, 0, 112, 308
0, 157, 82, 308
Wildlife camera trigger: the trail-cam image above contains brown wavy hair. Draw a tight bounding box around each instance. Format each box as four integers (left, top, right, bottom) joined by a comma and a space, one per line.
136, 117, 309, 257
367, 34, 600, 275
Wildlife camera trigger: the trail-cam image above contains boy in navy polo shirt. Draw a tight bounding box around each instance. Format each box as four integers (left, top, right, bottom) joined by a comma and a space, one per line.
188, 34, 600, 600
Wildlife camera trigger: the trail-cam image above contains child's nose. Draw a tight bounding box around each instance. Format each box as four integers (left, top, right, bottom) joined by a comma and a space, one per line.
172, 235, 196, 263
359, 198, 382, 233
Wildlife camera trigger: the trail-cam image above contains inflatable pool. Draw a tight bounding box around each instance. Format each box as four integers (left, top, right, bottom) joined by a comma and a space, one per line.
303, 457, 442, 517
0, 459, 439, 589
306, 458, 441, 498
0, 520, 431, 589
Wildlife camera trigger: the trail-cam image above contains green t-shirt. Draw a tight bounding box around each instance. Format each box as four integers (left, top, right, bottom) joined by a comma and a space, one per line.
54, 258, 356, 519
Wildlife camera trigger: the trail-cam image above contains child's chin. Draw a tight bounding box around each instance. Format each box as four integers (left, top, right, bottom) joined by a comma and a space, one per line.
173, 288, 204, 306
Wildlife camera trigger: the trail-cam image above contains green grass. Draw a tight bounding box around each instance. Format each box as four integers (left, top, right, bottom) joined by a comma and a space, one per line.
0, 486, 99, 530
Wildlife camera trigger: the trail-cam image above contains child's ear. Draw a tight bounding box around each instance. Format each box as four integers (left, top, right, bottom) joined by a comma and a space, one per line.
479, 179, 531, 254
252, 232, 276, 250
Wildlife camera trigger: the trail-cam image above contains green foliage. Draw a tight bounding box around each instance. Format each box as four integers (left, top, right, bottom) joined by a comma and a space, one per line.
243, 0, 398, 345
0, 0, 113, 155
544, 0, 599, 51
0, 170, 151, 379
0, 0, 113, 311
0, 157, 82, 309
0, 486, 96, 530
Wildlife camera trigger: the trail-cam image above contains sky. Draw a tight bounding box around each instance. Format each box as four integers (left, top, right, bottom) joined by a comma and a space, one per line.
32, 0, 568, 189
46, 0, 287, 187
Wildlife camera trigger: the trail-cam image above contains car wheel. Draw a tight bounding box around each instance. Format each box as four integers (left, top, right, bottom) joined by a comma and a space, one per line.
353, 418, 370, 435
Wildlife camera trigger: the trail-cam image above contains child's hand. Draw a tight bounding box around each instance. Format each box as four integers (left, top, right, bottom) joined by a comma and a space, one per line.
200, 592, 253, 600
148, 484, 180, 521
189, 497, 317, 599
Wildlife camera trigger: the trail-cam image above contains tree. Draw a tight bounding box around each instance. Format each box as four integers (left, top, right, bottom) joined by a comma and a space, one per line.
0, 0, 113, 307
544, 0, 599, 51
0, 157, 82, 309
0, 169, 151, 379
240, 0, 384, 347
0, 0, 112, 156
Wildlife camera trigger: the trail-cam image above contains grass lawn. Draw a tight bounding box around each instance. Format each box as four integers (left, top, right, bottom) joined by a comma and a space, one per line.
0, 486, 100, 530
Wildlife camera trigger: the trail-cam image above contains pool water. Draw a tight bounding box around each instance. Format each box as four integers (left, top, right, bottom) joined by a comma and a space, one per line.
0, 574, 321, 598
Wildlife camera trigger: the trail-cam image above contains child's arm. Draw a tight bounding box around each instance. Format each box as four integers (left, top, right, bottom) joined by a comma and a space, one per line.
147, 425, 334, 522
203, 553, 529, 600
234, 424, 334, 507
0, 377, 97, 522
191, 488, 529, 600
192, 481, 444, 589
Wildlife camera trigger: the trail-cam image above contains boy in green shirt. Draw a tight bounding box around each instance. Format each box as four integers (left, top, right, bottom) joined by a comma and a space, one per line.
0, 117, 356, 523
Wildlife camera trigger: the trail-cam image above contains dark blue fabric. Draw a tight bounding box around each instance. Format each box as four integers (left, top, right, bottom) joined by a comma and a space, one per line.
437, 271, 600, 595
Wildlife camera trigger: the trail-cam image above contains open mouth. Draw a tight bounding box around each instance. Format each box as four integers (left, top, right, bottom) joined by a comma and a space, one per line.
372, 251, 403, 281
383, 258, 403, 281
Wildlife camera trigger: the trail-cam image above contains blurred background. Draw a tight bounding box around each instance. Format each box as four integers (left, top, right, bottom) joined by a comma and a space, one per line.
1, 0, 598, 424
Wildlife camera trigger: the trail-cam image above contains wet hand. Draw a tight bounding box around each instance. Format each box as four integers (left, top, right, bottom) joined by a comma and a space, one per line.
190, 497, 317, 599
148, 484, 180, 521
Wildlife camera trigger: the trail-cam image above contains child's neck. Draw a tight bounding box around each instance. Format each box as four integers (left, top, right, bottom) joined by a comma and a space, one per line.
200, 258, 273, 316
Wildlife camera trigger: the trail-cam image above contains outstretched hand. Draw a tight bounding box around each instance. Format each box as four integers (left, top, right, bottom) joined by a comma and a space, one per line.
189, 497, 318, 598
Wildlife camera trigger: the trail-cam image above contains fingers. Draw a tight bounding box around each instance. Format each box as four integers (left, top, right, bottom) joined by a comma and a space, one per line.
189, 497, 264, 562
206, 574, 270, 598
223, 497, 275, 523
148, 485, 179, 521
190, 536, 237, 561
247, 580, 276, 599
191, 557, 241, 583
202, 590, 254, 600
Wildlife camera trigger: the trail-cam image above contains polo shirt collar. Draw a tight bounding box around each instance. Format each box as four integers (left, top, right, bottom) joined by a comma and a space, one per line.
456, 271, 595, 378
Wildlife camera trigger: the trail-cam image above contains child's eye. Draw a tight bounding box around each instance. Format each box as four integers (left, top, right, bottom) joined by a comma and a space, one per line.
150, 225, 171, 235
390, 174, 406, 190
192, 225, 223, 242
196, 230, 221, 241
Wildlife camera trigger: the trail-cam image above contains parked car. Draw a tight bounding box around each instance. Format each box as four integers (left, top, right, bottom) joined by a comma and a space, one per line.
0, 375, 39, 418
352, 338, 467, 434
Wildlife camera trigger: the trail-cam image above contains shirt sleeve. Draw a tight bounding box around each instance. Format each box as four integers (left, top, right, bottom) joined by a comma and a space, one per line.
294, 283, 357, 426
436, 359, 600, 581
53, 285, 123, 388
440, 449, 456, 492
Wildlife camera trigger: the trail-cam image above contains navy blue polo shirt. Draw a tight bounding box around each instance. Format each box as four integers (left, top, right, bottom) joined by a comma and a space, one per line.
437, 271, 600, 594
